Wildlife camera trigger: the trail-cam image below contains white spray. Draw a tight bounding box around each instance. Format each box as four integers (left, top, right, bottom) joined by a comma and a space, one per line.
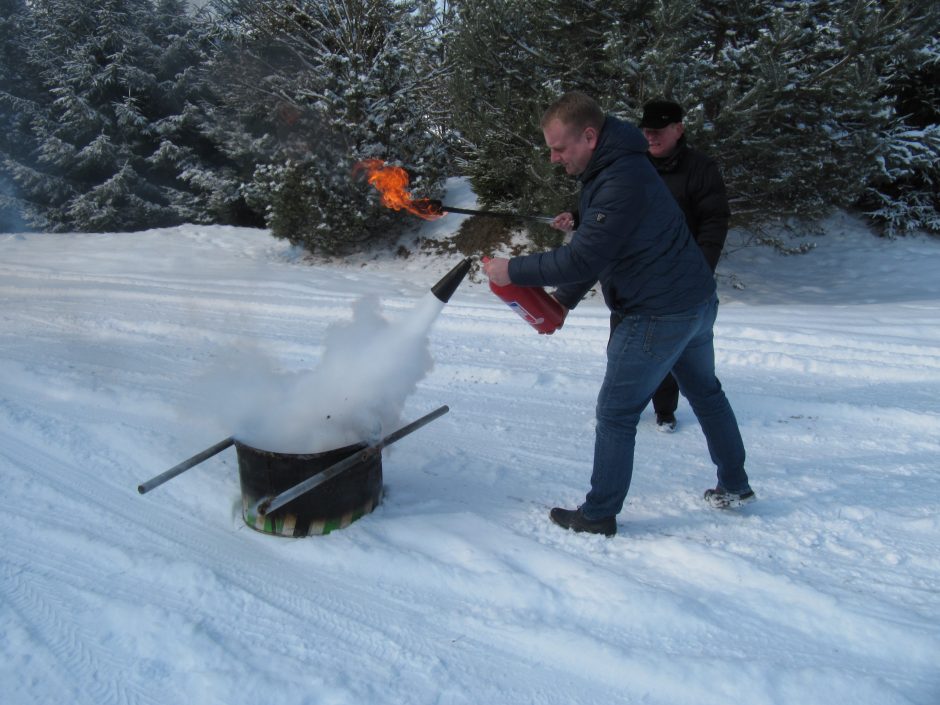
206, 292, 445, 454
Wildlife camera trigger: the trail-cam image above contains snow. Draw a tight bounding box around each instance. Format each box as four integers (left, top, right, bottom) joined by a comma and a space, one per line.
2, 179, 939, 704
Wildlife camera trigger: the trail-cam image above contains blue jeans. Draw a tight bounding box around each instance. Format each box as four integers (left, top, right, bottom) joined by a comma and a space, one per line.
582, 293, 749, 519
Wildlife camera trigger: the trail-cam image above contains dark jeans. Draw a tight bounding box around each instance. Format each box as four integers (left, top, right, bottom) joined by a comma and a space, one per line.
585, 293, 749, 519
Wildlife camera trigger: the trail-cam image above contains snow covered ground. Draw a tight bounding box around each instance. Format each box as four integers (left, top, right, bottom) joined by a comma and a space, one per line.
2, 181, 939, 704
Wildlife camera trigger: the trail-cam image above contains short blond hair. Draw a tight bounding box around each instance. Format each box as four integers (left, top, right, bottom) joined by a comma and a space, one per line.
540, 91, 605, 132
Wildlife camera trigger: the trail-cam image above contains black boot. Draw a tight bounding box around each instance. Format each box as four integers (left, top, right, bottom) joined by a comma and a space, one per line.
655, 412, 677, 433
704, 487, 756, 509
549, 507, 617, 537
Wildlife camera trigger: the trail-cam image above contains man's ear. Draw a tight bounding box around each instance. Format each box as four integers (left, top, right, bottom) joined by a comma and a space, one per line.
584, 126, 599, 149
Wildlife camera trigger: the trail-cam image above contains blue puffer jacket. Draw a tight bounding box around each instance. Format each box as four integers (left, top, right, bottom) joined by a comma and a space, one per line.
508, 116, 716, 315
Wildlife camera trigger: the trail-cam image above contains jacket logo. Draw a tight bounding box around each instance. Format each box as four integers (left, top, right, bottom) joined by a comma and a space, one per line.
596, 213, 606, 223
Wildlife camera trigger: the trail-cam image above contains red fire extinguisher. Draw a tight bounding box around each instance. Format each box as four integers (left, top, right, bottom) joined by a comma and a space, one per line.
483, 257, 566, 334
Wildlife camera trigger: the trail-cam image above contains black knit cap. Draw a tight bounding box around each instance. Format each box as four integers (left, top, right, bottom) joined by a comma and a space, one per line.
639, 100, 683, 129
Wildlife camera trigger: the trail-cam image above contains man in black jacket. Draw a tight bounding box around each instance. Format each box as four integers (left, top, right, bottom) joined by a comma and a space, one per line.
484, 92, 753, 537
640, 99, 731, 433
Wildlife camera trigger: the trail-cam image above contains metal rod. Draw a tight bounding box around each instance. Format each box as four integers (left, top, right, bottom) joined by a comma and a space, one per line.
439, 204, 554, 224
257, 405, 450, 516
137, 436, 235, 495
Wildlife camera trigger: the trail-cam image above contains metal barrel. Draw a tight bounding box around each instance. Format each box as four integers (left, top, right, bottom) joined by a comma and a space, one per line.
137, 436, 235, 494
257, 405, 449, 516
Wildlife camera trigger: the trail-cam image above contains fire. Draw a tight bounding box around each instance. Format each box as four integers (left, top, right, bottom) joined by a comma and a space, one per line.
354, 159, 444, 220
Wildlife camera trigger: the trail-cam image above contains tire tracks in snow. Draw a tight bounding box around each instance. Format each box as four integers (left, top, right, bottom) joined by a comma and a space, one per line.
0, 427, 656, 704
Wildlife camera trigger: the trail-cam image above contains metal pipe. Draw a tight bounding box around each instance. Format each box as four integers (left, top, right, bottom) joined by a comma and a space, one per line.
137, 436, 235, 494
429, 200, 554, 224
256, 405, 450, 516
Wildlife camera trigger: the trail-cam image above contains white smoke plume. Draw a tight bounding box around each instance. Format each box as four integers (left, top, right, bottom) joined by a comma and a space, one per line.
202, 293, 444, 454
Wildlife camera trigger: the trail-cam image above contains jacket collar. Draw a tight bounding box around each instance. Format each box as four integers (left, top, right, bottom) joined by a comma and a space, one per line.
648, 135, 688, 173
579, 115, 649, 183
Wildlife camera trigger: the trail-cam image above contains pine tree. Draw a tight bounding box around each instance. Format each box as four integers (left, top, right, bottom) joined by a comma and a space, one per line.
448, 0, 938, 236
144, 0, 263, 226
205, 0, 452, 254
447, 0, 611, 216
684, 2, 901, 219
860, 5, 940, 236
21, 1, 171, 230
446, 0, 669, 218
8, 0, 229, 232
448, 0, 542, 207
0, 0, 44, 231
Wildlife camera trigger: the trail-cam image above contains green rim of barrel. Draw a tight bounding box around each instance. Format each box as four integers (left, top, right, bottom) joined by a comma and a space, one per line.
242, 493, 381, 537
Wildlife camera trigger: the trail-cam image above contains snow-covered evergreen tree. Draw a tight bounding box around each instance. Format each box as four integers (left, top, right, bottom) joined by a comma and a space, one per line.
448, 0, 544, 209
205, 0, 453, 254
143, 0, 264, 227
7, 0, 227, 232
447, 0, 613, 216
449, 0, 939, 235
665, 1, 911, 221
0, 0, 44, 231
861, 16, 940, 237
447, 0, 700, 217
4, 0, 934, 239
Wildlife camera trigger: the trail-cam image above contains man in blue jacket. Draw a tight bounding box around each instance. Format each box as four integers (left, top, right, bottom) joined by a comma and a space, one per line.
483, 91, 754, 537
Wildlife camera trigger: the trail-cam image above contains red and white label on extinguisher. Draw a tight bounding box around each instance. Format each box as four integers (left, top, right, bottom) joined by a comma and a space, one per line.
506, 300, 544, 327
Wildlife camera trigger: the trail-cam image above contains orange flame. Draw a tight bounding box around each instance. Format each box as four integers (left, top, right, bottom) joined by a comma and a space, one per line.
354, 159, 444, 220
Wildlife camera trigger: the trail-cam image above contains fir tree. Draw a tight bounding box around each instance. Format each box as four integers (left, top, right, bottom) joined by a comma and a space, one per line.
447, 0, 543, 208
206, 0, 453, 254
447, 0, 664, 218
860, 5, 940, 237
448, 0, 938, 236
0, 0, 44, 231
447, 0, 609, 216
8, 0, 228, 232
145, 0, 263, 226
673, 1, 900, 219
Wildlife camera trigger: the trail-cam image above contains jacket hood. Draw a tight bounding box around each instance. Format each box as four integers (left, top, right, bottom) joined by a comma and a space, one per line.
580, 116, 649, 183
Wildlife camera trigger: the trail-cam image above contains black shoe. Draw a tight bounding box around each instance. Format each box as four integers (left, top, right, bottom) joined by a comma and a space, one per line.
549, 507, 616, 537
704, 487, 756, 509
656, 412, 677, 433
